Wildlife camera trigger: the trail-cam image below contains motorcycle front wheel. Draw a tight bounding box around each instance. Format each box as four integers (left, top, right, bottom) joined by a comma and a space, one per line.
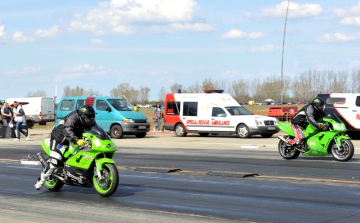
93, 163, 119, 197
278, 138, 300, 159
331, 139, 354, 162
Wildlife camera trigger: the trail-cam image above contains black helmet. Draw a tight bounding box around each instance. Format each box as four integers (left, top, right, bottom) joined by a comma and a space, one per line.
312, 97, 325, 111
78, 104, 95, 126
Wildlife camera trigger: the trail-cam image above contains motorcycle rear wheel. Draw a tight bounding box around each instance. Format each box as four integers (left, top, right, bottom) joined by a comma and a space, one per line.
93, 163, 119, 197
278, 139, 300, 159
331, 139, 354, 162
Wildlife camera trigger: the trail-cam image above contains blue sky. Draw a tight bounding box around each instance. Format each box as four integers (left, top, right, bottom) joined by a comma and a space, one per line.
1, 0, 360, 102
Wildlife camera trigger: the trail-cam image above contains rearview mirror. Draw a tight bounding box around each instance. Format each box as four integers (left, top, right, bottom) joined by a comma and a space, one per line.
106, 107, 112, 112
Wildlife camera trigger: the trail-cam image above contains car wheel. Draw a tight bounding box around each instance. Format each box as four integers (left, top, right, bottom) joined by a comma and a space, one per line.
110, 124, 123, 139
237, 124, 251, 138
175, 124, 187, 137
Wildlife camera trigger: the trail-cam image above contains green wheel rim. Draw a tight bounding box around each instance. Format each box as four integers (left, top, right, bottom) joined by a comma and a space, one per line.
93, 164, 115, 194
45, 177, 58, 188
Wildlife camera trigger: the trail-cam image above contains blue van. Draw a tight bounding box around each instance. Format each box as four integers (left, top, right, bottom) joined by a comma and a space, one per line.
56, 96, 150, 138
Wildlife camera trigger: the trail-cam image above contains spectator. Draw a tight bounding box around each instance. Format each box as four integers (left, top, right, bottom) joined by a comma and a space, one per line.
153, 102, 162, 132
1, 102, 12, 126
13, 101, 30, 141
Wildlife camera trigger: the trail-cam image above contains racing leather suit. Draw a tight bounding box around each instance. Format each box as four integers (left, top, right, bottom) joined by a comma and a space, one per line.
35, 110, 96, 189
288, 102, 325, 146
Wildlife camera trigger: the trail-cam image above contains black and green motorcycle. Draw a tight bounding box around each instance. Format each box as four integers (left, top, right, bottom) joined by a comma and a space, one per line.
277, 113, 354, 162
37, 125, 119, 197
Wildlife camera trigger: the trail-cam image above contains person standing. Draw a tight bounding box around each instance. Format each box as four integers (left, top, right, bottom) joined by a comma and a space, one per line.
153, 102, 162, 132
13, 101, 30, 141
1, 102, 12, 126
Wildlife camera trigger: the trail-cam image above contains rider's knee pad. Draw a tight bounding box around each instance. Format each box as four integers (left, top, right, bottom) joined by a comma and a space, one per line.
50, 149, 63, 166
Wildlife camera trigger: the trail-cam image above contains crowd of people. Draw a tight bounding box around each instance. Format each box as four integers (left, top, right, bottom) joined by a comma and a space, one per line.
0, 101, 30, 141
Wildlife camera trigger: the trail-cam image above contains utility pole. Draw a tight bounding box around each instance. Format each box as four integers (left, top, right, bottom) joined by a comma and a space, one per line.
281, 0, 290, 104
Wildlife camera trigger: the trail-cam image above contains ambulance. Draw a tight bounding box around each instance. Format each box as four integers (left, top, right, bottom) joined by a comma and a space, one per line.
163, 90, 279, 138
316, 93, 360, 140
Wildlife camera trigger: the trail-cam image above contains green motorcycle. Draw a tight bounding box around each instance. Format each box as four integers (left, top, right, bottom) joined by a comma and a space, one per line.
37, 125, 119, 197
277, 113, 354, 162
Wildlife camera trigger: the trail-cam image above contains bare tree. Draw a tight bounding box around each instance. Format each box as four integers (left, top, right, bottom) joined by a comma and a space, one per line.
110, 83, 139, 104
157, 87, 166, 103
27, 90, 47, 97
351, 69, 360, 93
138, 86, 150, 104
170, 83, 183, 93
230, 80, 250, 102
86, 88, 102, 97
183, 82, 202, 93
202, 78, 217, 90
62, 86, 86, 97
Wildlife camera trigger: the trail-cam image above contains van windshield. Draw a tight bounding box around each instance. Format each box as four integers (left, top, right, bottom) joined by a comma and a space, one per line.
108, 99, 134, 111
225, 106, 252, 115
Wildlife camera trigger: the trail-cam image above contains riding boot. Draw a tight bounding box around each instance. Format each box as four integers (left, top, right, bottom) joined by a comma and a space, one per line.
34, 149, 63, 190
34, 163, 56, 190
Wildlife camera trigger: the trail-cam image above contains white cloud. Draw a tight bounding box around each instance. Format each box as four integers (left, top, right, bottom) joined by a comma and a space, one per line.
261, 1, 322, 19
340, 17, 360, 27
4, 66, 41, 77
72, 64, 94, 72
221, 29, 264, 40
61, 64, 94, 72
68, 0, 209, 35
350, 60, 360, 67
0, 23, 6, 40
171, 23, 214, 32
316, 32, 360, 43
91, 38, 107, 46
250, 44, 275, 53
221, 70, 236, 78
330, 2, 360, 17
23, 67, 42, 74
330, 2, 360, 27
53, 73, 85, 81
12, 31, 35, 43
35, 26, 59, 38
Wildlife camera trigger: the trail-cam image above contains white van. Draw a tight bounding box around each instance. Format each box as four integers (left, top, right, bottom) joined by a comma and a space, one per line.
163, 90, 279, 138
316, 93, 360, 139
5, 97, 55, 125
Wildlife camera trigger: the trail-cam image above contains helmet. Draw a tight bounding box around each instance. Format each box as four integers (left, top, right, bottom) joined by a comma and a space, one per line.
78, 104, 95, 126
312, 97, 325, 111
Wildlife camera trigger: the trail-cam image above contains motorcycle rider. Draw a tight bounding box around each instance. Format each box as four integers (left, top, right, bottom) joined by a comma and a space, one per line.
34, 104, 96, 190
282, 97, 326, 152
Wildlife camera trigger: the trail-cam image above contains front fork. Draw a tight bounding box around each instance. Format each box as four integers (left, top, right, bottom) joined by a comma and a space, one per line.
95, 160, 103, 179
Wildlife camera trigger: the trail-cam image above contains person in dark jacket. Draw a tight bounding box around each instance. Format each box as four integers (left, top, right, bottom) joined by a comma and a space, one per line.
286, 97, 326, 151
35, 104, 96, 190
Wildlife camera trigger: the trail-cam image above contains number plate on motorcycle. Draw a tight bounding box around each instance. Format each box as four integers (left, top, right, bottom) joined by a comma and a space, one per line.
139, 126, 146, 129
268, 127, 277, 130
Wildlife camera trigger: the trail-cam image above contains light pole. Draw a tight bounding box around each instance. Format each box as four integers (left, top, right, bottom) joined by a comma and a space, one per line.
281, 0, 290, 104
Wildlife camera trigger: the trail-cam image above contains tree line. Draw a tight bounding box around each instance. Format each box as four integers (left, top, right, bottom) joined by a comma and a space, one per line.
27, 69, 360, 104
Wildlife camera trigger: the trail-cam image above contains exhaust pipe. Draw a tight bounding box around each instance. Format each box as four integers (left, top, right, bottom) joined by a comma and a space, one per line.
37, 153, 47, 168
277, 136, 290, 145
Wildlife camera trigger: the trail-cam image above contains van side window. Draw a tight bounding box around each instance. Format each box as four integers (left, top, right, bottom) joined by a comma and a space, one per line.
212, 107, 226, 117
326, 98, 346, 104
183, 102, 198, 116
166, 102, 181, 115
96, 100, 109, 111
60, 100, 75, 111
356, 97, 360, 107
76, 100, 85, 109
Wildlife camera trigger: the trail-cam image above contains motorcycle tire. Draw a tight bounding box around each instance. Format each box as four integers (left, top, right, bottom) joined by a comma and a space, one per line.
331, 139, 354, 162
278, 138, 300, 159
42, 158, 64, 191
93, 163, 119, 197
